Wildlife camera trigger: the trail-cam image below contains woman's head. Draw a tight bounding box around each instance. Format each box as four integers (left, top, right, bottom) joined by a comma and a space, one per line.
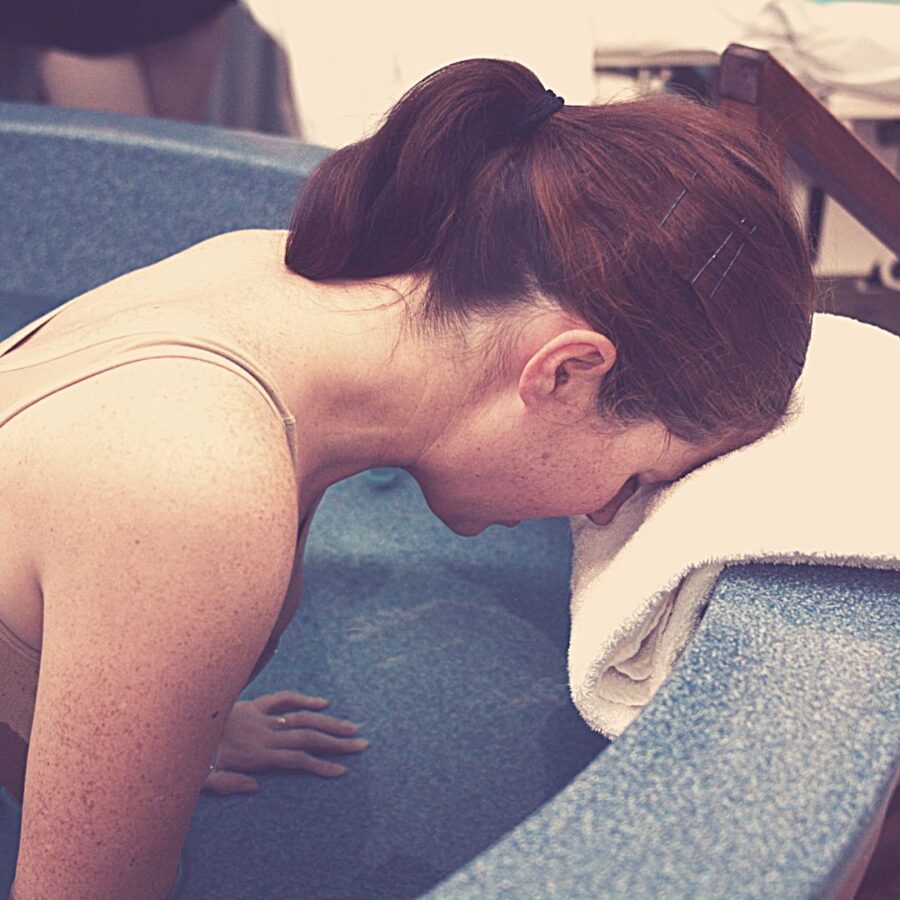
285, 57, 813, 443
284, 58, 814, 529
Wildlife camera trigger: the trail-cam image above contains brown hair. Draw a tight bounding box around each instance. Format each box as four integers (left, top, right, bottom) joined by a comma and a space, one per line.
285, 58, 814, 444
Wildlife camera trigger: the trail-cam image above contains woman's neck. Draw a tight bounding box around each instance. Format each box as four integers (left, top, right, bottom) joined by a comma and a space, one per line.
242, 233, 476, 505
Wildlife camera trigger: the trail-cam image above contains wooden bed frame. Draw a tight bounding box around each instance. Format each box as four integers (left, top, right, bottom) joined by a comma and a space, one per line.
720, 46, 900, 897
717, 43, 900, 259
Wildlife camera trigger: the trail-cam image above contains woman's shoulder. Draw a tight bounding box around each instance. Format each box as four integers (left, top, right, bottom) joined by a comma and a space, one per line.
17, 362, 300, 900
41, 353, 294, 487
200, 227, 288, 260
19, 356, 299, 566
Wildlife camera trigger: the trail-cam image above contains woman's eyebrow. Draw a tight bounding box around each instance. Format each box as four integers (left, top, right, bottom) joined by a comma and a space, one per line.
672, 451, 726, 483
637, 471, 674, 487
641, 455, 713, 487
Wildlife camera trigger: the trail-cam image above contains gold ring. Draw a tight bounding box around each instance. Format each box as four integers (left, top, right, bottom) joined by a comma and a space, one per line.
276, 715, 288, 727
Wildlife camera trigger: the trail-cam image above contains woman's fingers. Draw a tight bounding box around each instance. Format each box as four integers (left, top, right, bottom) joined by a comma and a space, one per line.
202, 769, 260, 796
283, 729, 369, 756
259, 690, 331, 714
272, 748, 351, 778
277, 710, 363, 736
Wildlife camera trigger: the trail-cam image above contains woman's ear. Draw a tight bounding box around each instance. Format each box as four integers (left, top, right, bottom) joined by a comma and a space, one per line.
519, 330, 617, 424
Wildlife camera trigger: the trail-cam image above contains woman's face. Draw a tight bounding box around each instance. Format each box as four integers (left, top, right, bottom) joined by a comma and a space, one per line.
411, 402, 739, 538
406, 315, 749, 537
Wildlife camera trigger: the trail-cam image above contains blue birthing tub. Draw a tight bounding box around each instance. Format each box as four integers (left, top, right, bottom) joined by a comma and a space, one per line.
1, 101, 897, 899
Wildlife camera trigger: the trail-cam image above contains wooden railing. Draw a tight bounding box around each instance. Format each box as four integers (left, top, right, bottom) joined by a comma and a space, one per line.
717, 43, 900, 258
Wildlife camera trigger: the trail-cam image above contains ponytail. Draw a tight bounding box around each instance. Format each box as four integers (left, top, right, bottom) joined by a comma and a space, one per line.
285, 58, 814, 444
285, 59, 552, 284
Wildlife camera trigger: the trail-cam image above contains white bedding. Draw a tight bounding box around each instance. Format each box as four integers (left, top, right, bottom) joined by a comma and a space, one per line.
243, 0, 900, 148
567, 313, 900, 737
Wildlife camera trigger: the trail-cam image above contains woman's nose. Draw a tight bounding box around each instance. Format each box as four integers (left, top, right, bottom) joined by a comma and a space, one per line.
587, 476, 639, 526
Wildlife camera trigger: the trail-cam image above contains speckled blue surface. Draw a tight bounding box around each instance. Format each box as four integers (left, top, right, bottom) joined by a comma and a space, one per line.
427, 563, 900, 899
1, 101, 897, 899
0, 100, 331, 323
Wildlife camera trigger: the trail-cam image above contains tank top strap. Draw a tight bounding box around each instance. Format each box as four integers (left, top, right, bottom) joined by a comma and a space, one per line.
0, 327, 299, 474
0, 294, 85, 360
105, 332, 300, 470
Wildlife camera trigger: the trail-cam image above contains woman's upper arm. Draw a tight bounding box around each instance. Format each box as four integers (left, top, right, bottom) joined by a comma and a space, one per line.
12, 360, 299, 899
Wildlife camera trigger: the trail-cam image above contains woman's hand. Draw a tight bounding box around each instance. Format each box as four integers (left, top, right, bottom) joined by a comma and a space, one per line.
202, 690, 368, 796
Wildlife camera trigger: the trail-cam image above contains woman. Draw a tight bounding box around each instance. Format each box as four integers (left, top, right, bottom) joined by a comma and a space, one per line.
1, 58, 812, 897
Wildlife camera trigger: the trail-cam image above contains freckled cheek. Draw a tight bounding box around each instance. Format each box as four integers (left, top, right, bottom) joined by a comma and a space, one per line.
522, 469, 588, 518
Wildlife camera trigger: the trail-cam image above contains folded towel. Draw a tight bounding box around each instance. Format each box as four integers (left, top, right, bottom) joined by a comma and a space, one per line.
568, 312, 900, 738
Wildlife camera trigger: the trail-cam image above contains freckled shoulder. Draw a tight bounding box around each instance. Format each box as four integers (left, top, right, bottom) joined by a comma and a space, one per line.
14, 356, 298, 897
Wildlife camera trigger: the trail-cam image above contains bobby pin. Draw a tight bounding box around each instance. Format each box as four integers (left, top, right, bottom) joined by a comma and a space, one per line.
708, 221, 758, 298
691, 224, 738, 285
659, 171, 699, 228
691, 217, 757, 298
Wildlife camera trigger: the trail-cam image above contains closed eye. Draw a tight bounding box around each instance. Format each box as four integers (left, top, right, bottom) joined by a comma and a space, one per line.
638, 474, 675, 489
587, 475, 640, 525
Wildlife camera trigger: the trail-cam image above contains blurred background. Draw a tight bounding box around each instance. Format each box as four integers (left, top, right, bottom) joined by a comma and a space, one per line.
0, 0, 898, 327
0, 2, 298, 136
0, 3, 897, 895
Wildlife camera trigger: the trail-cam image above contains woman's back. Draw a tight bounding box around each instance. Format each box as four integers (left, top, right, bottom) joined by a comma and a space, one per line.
0, 228, 300, 637
0, 230, 309, 807
7, 349, 301, 897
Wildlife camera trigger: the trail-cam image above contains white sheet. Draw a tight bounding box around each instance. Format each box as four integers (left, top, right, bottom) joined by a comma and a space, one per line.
243, 0, 596, 148
589, 0, 770, 56
567, 313, 900, 738
244, 0, 900, 147
741, 1, 900, 103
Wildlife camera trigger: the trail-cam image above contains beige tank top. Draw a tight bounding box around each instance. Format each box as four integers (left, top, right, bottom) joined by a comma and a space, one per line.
0, 294, 306, 805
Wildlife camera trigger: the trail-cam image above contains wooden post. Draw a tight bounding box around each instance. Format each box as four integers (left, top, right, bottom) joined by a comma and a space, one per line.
717, 44, 900, 258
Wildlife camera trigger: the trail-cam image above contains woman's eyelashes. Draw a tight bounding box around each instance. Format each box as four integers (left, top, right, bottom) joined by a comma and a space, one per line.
586, 476, 640, 525
621, 474, 640, 495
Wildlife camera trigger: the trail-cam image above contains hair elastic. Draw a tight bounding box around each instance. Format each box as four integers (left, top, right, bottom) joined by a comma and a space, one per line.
516, 88, 565, 134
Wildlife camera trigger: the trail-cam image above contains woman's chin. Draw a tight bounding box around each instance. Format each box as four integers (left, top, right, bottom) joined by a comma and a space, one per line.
446, 519, 489, 537
447, 519, 523, 537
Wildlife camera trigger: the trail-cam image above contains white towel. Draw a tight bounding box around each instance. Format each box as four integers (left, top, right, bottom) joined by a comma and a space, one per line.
568, 312, 900, 738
